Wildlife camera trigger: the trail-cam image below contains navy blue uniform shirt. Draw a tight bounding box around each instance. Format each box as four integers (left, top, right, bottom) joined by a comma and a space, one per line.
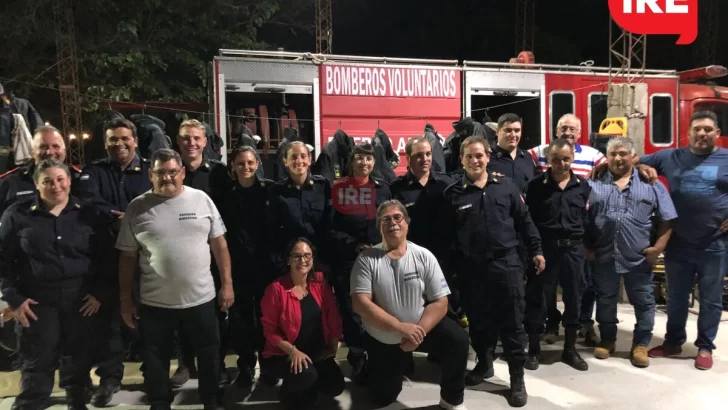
75, 154, 152, 216
443, 173, 542, 262
0, 195, 114, 308
267, 174, 333, 263
487, 145, 539, 191
330, 176, 392, 262
524, 170, 592, 240
390, 170, 454, 259
220, 177, 274, 259
183, 158, 232, 206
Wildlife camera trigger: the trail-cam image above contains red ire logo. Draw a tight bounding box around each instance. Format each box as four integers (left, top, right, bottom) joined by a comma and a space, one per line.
608, 0, 697, 45
332, 176, 377, 219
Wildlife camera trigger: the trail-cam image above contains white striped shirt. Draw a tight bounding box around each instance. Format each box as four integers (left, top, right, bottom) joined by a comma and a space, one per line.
528, 143, 607, 177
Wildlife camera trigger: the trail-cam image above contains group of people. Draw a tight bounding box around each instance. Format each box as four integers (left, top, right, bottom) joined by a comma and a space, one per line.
0, 109, 725, 410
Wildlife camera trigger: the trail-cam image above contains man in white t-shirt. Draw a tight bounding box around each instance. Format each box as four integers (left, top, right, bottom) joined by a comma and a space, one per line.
116, 148, 234, 410
351, 200, 470, 410
527, 114, 602, 347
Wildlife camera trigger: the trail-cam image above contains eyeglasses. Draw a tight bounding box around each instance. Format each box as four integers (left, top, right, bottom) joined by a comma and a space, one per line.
290, 253, 313, 262
381, 214, 405, 225
152, 169, 181, 178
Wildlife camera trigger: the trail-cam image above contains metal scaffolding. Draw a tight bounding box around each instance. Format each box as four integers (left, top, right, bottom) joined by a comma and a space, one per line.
53, 0, 85, 166
694, 0, 720, 66
515, 0, 535, 53
608, 16, 647, 84
315, 0, 332, 54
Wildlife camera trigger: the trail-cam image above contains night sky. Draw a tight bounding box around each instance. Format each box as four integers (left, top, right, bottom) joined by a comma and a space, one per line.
262, 0, 727, 74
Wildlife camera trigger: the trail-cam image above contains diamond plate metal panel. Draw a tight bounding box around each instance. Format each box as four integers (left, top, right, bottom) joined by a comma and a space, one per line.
216, 57, 318, 85
465, 70, 544, 91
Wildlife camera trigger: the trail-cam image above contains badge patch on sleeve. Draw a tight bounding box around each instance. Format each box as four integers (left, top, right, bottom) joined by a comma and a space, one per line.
440, 277, 449, 290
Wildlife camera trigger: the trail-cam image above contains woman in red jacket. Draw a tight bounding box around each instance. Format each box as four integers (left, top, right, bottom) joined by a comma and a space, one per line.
260, 237, 345, 408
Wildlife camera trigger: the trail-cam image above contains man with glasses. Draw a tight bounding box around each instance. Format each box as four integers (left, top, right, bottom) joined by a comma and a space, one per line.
351, 200, 470, 410
75, 118, 152, 407
116, 148, 234, 410
527, 114, 604, 347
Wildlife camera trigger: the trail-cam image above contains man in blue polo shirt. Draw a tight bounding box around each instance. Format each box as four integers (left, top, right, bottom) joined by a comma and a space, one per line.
637, 110, 728, 371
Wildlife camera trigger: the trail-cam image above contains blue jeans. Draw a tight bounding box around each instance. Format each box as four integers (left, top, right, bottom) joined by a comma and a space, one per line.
664, 246, 727, 352
593, 260, 655, 346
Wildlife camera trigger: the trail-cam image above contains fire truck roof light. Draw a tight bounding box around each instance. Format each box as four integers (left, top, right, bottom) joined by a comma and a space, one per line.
679, 65, 728, 82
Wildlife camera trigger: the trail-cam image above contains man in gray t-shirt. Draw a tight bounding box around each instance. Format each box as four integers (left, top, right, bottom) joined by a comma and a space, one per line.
351, 200, 470, 410
115, 148, 234, 409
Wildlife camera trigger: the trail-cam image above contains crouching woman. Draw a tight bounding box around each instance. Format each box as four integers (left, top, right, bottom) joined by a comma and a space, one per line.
260, 237, 345, 408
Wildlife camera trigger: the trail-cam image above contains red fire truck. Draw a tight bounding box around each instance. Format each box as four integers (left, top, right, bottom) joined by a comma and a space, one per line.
209, 49, 728, 174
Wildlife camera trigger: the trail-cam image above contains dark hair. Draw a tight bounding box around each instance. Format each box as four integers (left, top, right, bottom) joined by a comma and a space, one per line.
497, 113, 522, 128
347, 142, 376, 176
232, 146, 258, 163
284, 237, 321, 283
105, 118, 137, 138
546, 138, 574, 156
405, 136, 430, 157
33, 158, 71, 184
690, 111, 719, 128
285, 141, 309, 158
459, 135, 492, 157
150, 148, 183, 168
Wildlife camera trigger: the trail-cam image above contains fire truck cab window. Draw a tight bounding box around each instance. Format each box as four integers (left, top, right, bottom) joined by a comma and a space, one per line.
588, 93, 608, 135
650, 95, 673, 145
550, 92, 575, 134
695, 103, 728, 137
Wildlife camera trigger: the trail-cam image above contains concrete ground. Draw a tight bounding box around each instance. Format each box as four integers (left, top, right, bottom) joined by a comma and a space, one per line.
1, 303, 728, 409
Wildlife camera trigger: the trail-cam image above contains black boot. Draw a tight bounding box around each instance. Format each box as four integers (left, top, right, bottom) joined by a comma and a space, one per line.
508, 362, 528, 408
465, 348, 494, 386
66, 388, 88, 410
562, 328, 589, 371
91, 379, 120, 407
524, 334, 540, 371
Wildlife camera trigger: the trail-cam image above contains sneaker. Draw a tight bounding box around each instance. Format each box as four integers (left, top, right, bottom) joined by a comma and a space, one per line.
647, 343, 682, 358
695, 350, 713, 370
630, 345, 650, 368
439, 398, 468, 410
593, 341, 616, 360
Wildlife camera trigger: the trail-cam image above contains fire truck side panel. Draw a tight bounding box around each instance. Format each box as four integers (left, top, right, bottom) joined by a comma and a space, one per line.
318, 64, 462, 175
545, 73, 679, 155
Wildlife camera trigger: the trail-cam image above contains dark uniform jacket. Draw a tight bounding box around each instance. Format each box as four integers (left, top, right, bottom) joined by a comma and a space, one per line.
442, 173, 542, 269
390, 170, 454, 262
313, 130, 354, 182
0, 195, 114, 308
523, 170, 593, 243
75, 155, 152, 217
329, 176, 392, 263
266, 174, 333, 266
182, 158, 232, 206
